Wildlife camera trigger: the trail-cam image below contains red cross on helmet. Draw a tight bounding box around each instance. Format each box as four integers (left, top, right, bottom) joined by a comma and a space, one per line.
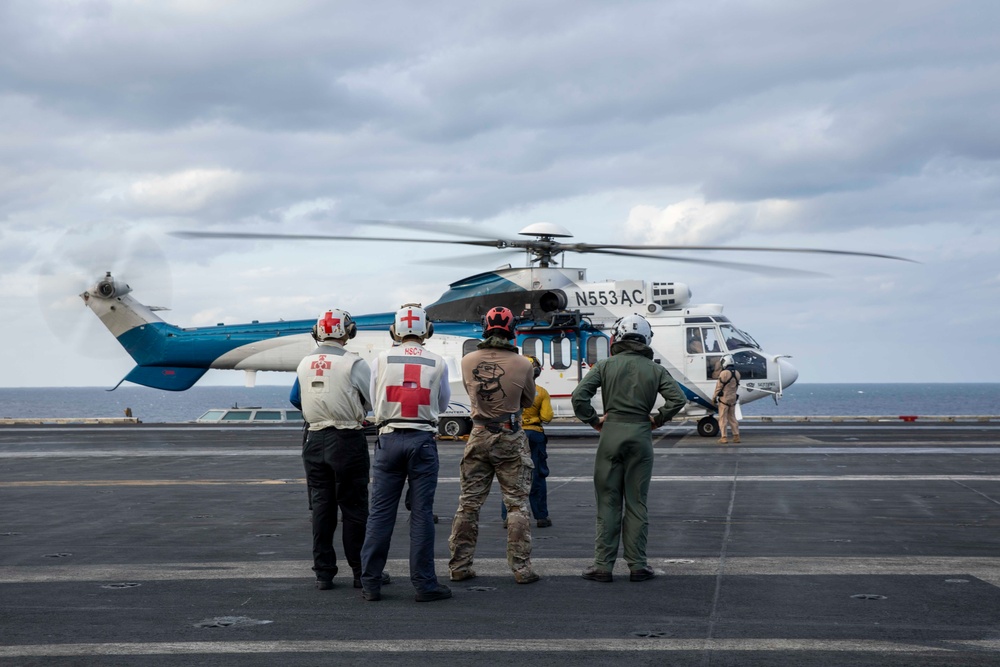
483, 306, 516, 339
313, 308, 356, 341
390, 303, 433, 341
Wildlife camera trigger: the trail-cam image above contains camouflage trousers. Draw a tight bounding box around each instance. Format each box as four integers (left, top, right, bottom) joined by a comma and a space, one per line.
448, 427, 534, 577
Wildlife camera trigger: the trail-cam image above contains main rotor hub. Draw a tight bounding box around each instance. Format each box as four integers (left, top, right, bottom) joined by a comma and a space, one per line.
517, 222, 573, 267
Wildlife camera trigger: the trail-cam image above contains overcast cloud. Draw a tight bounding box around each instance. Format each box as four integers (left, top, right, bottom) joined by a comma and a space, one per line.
2, 0, 998, 388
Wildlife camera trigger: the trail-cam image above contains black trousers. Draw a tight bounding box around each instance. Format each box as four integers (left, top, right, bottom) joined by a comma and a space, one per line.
302, 426, 371, 579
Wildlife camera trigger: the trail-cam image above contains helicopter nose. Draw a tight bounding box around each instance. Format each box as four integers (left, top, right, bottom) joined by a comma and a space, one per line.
777, 357, 799, 389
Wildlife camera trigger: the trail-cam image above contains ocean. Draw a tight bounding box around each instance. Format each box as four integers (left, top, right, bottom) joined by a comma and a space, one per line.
1, 383, 998, 423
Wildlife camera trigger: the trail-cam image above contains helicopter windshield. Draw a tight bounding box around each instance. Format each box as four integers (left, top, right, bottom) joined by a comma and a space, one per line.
720, 324, 759, 351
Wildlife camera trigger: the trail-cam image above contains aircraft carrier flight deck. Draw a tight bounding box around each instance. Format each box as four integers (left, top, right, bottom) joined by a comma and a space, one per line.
3, 422, 1000, 666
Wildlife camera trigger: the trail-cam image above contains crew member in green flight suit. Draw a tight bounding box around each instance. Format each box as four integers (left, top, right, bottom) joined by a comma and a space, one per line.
571, 313, 686, 583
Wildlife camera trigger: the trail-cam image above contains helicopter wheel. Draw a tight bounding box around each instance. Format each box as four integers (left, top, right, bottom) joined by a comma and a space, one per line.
438, 417, 471, 438
697, 416, 720, 438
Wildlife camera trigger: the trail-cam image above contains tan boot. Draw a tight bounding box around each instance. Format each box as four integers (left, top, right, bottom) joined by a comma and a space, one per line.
718, 437, 728, 444
733, 435, 741, 443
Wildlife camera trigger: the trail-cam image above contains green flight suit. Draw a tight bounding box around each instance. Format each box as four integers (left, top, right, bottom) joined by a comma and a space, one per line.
571, 339, 686, 571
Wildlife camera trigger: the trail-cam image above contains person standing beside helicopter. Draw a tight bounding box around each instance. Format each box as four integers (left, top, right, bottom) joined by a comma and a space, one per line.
291, 308, 375, 591
360, 304, 452, 603
571, 313, 686, 583
714, 354, 741, 444
501, 355, 554, 528
448, 306, 541, 585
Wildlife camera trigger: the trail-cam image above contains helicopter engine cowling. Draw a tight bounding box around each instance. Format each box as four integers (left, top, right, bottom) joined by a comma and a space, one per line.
90, 272, 132, 300
539, 290, 567, 313
648, 281, 691, 310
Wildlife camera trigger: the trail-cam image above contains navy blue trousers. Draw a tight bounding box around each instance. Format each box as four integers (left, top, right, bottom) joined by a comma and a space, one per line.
360, 429, 441, 593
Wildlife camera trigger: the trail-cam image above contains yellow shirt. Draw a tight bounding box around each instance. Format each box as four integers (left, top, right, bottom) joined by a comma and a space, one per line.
522, 384, 553, 432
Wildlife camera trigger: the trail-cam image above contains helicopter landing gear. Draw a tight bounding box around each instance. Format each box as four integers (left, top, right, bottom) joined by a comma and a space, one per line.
438, 417, 471, 438
697, 416, 720, 438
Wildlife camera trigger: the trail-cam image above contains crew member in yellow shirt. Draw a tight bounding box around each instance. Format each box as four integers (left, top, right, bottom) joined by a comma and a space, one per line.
502, 355, 554, 527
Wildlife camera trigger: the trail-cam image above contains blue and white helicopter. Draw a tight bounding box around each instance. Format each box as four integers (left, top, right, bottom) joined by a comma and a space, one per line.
81, 222, 909, 437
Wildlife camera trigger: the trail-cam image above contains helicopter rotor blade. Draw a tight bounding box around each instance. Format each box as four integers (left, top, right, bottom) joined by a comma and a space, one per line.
410, 249, 525, 267
563, 242, 916, 263
37, 226, 172, 358
170, 230, 509, 249
578, 247, 829, 277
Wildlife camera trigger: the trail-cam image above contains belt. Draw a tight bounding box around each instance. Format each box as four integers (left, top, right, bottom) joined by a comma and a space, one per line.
473, 413, 521, 434
375, 418, 437, 429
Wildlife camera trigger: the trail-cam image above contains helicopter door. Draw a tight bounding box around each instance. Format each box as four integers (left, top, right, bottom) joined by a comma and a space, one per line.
685, 326, 722, 381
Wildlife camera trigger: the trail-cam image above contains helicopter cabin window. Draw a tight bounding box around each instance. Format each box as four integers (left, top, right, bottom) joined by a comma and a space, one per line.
686, 328, 704, 354
551, 336, 572, 370
462, 339, 479, 357
521, 337, 543, 362
702, 327, 721, 353
720, 324, 758, 351
221, 410, 253, 421
253, 410, 282, 421
586, 335, 609, 364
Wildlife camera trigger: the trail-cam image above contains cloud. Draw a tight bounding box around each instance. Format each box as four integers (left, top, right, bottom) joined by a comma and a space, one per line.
110, 168, 245, 214
3, 0, 1000, 386
625, 198, 804, 245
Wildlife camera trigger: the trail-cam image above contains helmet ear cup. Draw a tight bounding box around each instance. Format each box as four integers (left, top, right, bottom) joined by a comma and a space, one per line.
425, 321, 434, 339
345, 318, 357, 340
389, 323, 400, 342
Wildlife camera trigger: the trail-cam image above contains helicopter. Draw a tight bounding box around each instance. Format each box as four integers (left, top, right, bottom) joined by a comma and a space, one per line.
79, 221, 911, 437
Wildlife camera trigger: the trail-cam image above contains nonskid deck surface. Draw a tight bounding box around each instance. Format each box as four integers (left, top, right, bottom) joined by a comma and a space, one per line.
2, 423, 1000, 666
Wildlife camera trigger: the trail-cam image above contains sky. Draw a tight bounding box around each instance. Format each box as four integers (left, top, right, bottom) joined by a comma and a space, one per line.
2, 0, 999, 387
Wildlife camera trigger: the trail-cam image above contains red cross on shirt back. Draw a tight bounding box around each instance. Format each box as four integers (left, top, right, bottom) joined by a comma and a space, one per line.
310, 355, 332, 376
385, 364, 431, 418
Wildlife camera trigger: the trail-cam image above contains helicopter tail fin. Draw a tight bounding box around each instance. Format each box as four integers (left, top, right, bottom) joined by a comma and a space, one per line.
117, 365, 208, 391
83, 273, 209, 390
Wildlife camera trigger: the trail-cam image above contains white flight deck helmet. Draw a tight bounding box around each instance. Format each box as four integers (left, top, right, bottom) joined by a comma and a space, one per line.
390, 303, 433, 341
611, 313, 653, 345
313, 308, 357, 342
721, 354, 735, 368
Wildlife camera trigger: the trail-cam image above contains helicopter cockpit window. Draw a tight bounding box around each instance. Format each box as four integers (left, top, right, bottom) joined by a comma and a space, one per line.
462, 339, 479, 357
733, 351, 767, 379
586, 335, 609, 364
551, 336, 572, 370
720, 324, 758, 351
686, 328, 704, 354
707, 351, 767, 380
702, 327, 721, 353
521, 337, 543, 362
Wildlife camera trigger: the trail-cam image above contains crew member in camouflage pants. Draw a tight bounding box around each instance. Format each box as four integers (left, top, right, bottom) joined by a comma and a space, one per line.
448, 306, 539, 584
450, 429, 535, 580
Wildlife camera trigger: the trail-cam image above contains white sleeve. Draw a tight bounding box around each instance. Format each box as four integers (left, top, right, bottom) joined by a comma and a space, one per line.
368, 356, 380, 411
438, 363, 451, 412
352, 358, 373, 411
